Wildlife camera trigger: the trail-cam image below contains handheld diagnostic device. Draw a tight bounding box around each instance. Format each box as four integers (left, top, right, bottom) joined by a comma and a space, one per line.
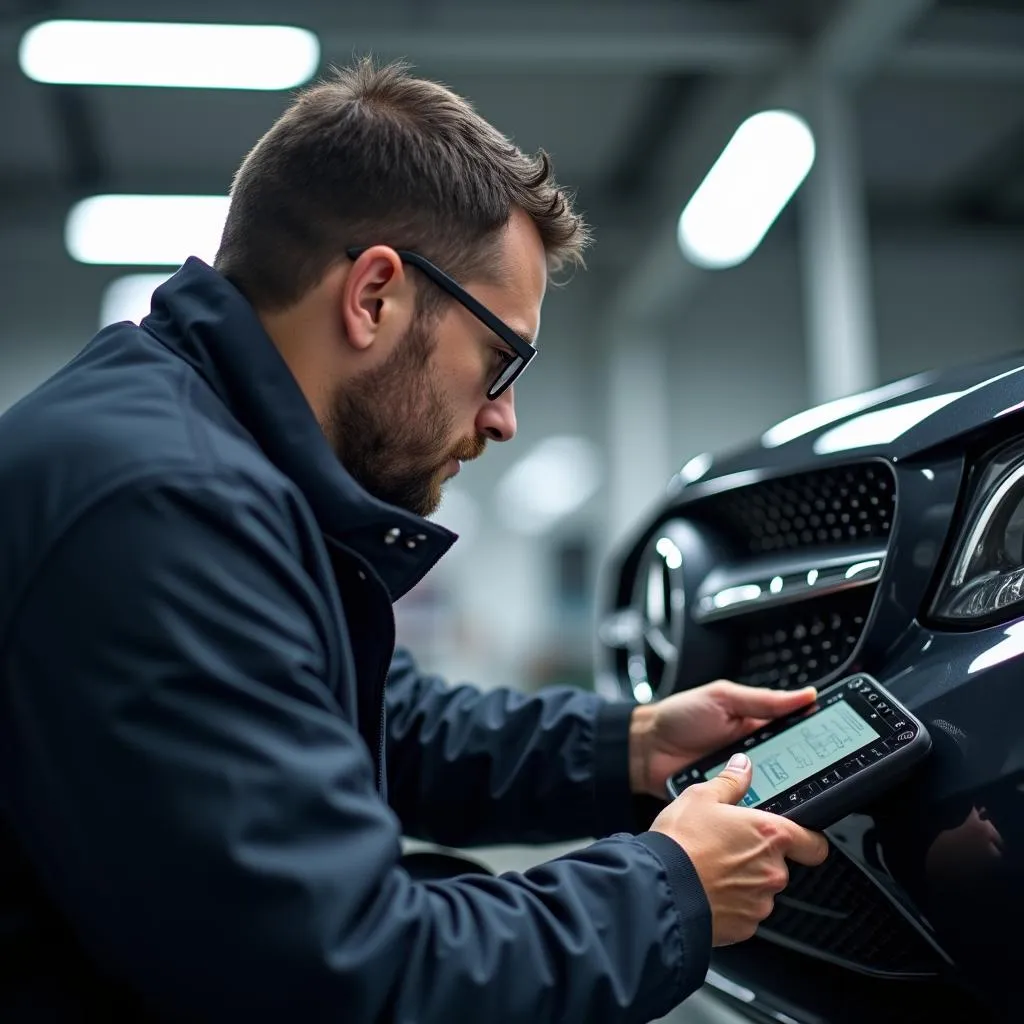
666, 673, 931, 831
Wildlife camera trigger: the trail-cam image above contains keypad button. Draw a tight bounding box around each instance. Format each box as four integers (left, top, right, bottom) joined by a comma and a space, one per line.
876, 701, 891, 715
762, 800, 784, 814
818, 769, 842, 788
897, 730, 915, 743
890, 718, 907, 730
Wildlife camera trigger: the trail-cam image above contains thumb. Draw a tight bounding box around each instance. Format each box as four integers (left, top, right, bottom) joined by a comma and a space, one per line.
701, 753, 753, 805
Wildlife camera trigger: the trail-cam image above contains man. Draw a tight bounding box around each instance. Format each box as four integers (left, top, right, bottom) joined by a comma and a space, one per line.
0, 60, 827, 1022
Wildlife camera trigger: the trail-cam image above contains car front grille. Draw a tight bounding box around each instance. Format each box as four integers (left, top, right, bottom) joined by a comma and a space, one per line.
691, 461, 895, 691
712, 462, 895, 555
733, 587, 874, 689
760, 852, 943, 976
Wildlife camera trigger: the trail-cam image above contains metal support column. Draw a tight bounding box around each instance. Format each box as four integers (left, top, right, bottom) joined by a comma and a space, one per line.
605, 329, 674, 545
799, 80, 878, 405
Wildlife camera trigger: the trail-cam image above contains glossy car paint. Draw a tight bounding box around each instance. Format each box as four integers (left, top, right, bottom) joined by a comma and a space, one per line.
599, 353, 1024, 1022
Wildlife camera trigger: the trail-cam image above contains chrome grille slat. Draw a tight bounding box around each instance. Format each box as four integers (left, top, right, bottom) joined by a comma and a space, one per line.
694, 542, 886, 624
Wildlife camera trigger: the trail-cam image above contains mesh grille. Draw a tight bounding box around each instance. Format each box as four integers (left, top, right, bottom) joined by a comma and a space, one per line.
761, 853, 941, 976
711, 463, 895, 555
733, 587, 875, 689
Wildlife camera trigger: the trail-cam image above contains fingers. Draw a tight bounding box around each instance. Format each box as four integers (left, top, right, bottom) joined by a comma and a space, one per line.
712, 680, 817, 720
777, 820, 830, 867
698, 752, 752, 805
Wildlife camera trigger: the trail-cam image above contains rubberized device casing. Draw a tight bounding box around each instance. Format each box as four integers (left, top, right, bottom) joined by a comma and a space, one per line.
665, 673, 932, 831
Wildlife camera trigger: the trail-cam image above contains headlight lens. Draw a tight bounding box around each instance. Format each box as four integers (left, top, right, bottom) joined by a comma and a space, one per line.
933, 442, 1024, 623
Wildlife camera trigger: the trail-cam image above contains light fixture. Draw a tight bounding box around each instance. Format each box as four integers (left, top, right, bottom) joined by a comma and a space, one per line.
495, 436, 602, 535
99, 273, 173, 328
678, 110, 816, 270
19, 20, 319, 90
66, 194, 230, 266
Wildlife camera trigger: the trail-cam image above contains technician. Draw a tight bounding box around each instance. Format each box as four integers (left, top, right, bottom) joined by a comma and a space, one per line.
0, 59, 828, 1022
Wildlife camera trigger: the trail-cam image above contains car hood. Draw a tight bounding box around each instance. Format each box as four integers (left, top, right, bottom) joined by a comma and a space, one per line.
674, 351, 1024, 493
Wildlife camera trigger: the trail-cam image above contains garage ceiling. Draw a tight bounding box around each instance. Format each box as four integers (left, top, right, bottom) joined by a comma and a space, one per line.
0, 0, 1022, 308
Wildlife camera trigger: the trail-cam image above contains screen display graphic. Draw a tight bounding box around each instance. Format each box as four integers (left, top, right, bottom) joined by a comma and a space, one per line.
705, 699, 880, 807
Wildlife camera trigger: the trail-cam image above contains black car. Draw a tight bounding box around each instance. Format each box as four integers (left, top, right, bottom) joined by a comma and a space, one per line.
595, 352, 1024, 1024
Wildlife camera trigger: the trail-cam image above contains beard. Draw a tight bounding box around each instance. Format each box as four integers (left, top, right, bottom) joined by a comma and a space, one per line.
323, 312, 485, 518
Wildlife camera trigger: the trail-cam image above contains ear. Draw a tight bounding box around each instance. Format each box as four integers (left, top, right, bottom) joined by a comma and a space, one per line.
340, 246, 416, 352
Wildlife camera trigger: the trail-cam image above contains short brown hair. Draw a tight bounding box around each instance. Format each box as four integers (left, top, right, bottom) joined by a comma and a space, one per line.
215, 58, 590, 311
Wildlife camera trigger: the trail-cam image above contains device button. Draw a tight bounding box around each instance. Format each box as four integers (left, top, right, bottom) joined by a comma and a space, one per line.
896, 729, 915, 743
867, 692, 879, 703
890, 718, 907, 731
818, 769, 842, 788
762, 799, 783, 814
797, 781, 820, 800
876, 701, 891, 715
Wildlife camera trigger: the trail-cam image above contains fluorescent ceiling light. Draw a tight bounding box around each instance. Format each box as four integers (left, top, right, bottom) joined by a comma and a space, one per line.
19, 20, 319, 90
678, 110, 816, 270
99, 273, 172, 328
66, 194, 230, 266
496, 436, 602, 535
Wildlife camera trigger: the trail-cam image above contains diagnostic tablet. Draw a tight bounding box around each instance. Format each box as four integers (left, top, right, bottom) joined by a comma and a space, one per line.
666, 673, 931, 830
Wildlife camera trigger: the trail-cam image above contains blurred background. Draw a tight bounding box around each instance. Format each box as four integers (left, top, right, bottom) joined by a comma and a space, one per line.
1, 0, 1023, 700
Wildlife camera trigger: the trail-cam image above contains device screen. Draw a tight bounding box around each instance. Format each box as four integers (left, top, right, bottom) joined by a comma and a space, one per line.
704, 699, 881, 808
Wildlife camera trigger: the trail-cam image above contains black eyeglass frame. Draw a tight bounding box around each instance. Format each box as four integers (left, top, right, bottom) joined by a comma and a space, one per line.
346, 246, 536, 400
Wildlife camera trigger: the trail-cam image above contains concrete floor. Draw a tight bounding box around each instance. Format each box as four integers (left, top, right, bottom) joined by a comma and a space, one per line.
656, 990, 751, 1024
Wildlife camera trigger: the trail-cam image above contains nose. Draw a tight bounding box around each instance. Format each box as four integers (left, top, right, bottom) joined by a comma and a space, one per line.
475, 386, 517, 443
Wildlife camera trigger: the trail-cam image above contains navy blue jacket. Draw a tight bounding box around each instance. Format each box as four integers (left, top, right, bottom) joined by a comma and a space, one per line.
0, 259, 710, 1021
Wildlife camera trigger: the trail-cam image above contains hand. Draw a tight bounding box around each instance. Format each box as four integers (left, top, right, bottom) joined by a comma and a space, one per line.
651, 754, 829, 946
628, 680, 818, 797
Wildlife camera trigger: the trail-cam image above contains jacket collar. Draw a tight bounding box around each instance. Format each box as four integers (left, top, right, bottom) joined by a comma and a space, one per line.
143, 257, 456, 601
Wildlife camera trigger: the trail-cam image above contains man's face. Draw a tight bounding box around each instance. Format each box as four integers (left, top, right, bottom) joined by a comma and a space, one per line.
325, 311, 484, 518
328, 209, 547, 518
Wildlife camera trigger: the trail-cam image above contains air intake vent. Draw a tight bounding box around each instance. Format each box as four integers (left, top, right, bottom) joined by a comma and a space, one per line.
711, 463, 895, 555
760, 852, 942, 977
733, 587, 874, 689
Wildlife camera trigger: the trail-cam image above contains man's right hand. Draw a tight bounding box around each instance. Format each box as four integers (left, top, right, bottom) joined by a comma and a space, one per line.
651, 753, 829, 946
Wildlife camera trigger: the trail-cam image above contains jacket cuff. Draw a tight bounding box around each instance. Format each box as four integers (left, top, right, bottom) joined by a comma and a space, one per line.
635, 830, 713, 999
592, 701, 671, 837
591, 701, 636, 837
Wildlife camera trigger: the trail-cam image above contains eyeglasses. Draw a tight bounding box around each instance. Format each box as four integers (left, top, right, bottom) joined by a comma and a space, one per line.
346, 246, 536, 400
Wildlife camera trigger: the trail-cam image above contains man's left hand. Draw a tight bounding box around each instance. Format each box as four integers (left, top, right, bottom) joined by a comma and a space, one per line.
628, 680, 818, 798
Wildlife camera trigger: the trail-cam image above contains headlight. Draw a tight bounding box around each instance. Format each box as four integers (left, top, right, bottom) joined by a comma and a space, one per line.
933, 441, 1024, 623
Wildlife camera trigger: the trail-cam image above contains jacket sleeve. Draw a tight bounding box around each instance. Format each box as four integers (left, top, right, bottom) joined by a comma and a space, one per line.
386, 649, 661, 846
0, 473, 711, 1024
